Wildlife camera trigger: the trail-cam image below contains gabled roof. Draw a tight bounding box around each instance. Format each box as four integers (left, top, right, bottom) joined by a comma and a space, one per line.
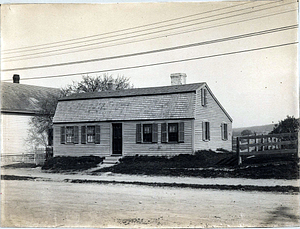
59, 83, 205, 101
1, 82, 60, 114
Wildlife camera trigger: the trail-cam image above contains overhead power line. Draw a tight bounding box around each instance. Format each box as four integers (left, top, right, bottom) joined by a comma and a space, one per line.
3, 1, 287, 61
2, 24, 297, 72
2, 1, 251, 54
3, 7, 297, 63
2, 41, 297, 82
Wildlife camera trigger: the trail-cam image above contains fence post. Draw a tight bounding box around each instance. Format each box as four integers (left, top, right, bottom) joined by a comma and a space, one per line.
237, 137, 242, 165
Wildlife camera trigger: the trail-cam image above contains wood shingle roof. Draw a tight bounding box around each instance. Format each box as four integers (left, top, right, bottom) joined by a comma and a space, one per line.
1, 82, 60, 114
54, 83, 205, 123
59, 83, 205, 101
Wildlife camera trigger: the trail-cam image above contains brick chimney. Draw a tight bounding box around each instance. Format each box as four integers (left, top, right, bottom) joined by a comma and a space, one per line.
170, 73, 187, 85
13, 74, 20, 83
107, 82, 116, 90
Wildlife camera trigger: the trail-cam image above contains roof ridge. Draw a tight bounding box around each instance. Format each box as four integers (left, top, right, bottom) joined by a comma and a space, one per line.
60, 82, 205, 101
1, 82, 60, 91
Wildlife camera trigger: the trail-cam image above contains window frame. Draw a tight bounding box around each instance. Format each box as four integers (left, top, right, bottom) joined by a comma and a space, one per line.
221, 123, 228, 141
203, 121, 210, 141
66, 126, 75, 143
87, 126, 96, 143
143, 124, 153, 143
168, 123, 179, 142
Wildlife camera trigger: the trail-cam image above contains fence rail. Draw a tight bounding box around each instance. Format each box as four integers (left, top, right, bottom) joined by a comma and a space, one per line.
235, 132, 298, 165
1, 147, 53, 165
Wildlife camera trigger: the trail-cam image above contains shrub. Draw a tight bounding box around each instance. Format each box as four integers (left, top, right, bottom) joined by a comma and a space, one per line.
42, 155, 104, 171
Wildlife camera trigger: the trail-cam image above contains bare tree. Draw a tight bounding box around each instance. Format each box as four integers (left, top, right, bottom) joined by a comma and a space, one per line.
61, 74, 133, 96
27, 74, 133, 151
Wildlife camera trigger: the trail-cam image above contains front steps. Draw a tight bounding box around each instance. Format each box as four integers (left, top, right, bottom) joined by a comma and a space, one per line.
85, 156, 122, 173
102, 156, 123, 166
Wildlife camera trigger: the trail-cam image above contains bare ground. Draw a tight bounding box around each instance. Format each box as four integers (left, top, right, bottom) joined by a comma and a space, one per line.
1, 180, 299, 228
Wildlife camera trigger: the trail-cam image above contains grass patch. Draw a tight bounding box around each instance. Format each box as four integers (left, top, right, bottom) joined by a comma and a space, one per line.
95, 150, 299, 179
42, 156, 104, 172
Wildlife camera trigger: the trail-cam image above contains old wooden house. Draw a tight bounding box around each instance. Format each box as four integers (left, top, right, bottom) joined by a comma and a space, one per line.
1, 75, 60, 157
53, 74, 232, 159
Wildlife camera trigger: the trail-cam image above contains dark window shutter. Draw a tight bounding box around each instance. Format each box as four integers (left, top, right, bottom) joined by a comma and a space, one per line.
95, 125, 101, 144
202, 122, 205, 141
81, 126, 86, 144
201, 88, 207, 106
74, 126, 79, 144
178, 122, 184, 143
221, 123, 224, 140
161, 123, 167, 143
61, 126, 65, 144
207, 122, 210, 140
152, 123, 158, 143
136, 124, 141, 143
204, 88, 207, 105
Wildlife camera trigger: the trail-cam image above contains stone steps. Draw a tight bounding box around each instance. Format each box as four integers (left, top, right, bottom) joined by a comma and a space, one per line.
102, 156, 123, 165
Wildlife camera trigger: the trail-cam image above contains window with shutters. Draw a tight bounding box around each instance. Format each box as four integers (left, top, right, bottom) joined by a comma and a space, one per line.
66, 126, 74, 143
203, 121, 210, 141
143, 124, 152, 143
201, 88, 208, 106
61, 126, 79, 144
221, 123, 228, 141
136, 123, 158, 143
87, 126, 96, 143
81, 125, 100, 144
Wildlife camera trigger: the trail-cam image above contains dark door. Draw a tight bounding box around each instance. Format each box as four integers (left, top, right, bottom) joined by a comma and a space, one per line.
112, 123, 122, 155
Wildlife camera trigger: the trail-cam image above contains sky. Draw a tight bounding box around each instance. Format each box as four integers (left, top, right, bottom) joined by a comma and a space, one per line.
1, 0, 299, 128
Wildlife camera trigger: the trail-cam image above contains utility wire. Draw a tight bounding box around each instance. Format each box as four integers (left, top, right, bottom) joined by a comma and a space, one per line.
3, 7, 297, 63
2, 24, 297, 72
2, 1, 251, 53
2, 42, 297, 82
3, 1, 286, 61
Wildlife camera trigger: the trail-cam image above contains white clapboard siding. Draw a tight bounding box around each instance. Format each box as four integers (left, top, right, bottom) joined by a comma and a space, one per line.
1, 113, 32, 155
53, 120, 193, 157
194, 86, 232, 151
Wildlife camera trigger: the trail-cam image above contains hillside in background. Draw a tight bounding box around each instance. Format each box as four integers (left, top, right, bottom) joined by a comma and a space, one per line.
233, 124, 276, 137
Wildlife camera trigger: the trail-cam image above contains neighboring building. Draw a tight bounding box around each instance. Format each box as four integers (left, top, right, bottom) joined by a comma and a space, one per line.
53, 73, 233, 158
1, 75, 60, 156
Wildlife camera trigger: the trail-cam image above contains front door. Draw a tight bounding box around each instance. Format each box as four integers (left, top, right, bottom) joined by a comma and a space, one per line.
112, 123, 122, 155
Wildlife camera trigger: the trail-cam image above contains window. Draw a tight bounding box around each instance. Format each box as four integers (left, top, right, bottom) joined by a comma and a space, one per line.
136, 123, 158, 143
81, 125, 100, 144
87, 126, 96, 143
161, 122, 184, 143
66, 126, 74, 143
143, 124, 152, 142
168, 123, 178, 142
221, 123, 228, 140
201, 88, 208, 106
61, 126, 79, 144
202, 121, 210, 141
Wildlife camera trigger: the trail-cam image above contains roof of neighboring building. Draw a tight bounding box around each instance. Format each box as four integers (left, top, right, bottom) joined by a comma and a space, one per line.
59, 83, 205, 101
1, 82, 61, 114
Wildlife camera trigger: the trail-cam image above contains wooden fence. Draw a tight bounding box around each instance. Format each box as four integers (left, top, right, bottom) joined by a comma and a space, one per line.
1, 147, 53, 166
235, 132, 298, 165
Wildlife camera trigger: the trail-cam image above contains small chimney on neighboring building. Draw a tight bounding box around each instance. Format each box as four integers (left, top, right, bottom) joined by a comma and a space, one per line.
170, 73, 187, 85
13, 74, 20, 83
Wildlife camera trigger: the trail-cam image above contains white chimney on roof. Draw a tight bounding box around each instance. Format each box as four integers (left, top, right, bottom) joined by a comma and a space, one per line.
170, 73, 187, 85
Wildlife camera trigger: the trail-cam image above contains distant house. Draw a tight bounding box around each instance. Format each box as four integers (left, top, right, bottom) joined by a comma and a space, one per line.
1, 75, 60, 156
53, 73, 233, 158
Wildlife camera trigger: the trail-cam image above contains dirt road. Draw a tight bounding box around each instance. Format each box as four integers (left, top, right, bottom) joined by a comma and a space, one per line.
1, 180, 299, 228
